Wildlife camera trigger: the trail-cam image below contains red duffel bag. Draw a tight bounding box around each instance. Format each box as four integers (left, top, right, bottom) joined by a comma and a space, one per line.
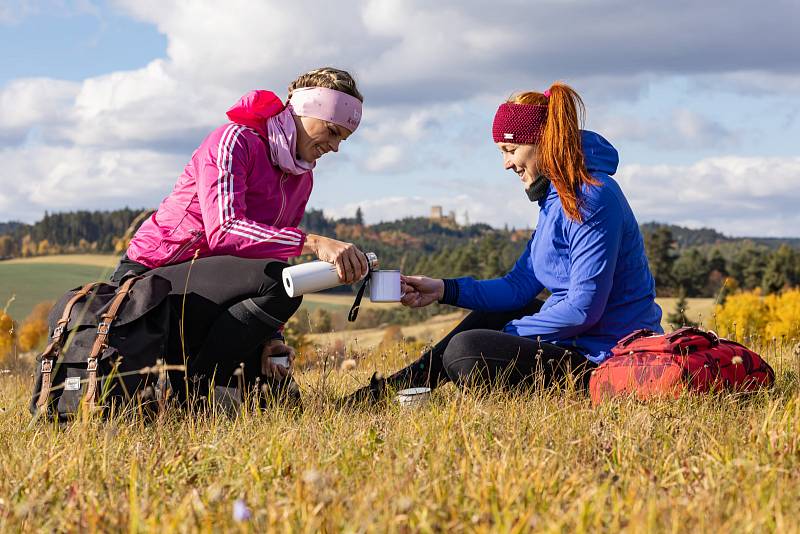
589, 326, 775, 405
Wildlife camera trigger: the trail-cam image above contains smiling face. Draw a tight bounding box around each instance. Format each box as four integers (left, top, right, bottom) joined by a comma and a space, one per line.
293, 115, 352, 163
497, 142, 541, 188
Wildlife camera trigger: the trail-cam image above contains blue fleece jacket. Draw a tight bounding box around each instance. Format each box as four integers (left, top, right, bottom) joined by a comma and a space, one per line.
442, 130, 662, 364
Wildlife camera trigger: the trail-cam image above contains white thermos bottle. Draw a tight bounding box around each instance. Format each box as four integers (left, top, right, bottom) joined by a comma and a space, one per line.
282, 252, 379, 297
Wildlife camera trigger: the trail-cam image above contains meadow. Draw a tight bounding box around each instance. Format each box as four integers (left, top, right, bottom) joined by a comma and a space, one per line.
3, 254, 794, 532
1, 338, 799, 532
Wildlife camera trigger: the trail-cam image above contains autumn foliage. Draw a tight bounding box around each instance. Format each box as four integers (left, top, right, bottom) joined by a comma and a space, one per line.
714, 289, 800, 341
0, 311, 15, 365
17, 301, 53, 352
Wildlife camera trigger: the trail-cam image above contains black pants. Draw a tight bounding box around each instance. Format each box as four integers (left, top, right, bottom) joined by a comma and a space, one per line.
386, 300, 596, 391
111, 255, 302, 386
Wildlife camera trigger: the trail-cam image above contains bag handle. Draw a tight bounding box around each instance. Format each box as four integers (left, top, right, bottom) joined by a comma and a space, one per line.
666, 326, 719, 346
614, 328, 657, 349
35, 282, 99, 411
84, 276, 140, 411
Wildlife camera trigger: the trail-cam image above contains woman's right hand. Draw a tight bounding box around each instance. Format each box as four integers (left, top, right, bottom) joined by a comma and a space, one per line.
400, 275, 444, 308
305, 234, 368, 284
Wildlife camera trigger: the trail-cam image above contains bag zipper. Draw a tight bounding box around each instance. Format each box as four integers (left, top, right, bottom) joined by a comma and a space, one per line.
274, 173, 288, 226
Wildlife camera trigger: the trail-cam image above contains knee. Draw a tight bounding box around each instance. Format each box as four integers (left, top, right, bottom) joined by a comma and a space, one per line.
263, 261, 303, 319
263, 291, 303, 324
442, 331, 483, 383
283, 293, 303, 319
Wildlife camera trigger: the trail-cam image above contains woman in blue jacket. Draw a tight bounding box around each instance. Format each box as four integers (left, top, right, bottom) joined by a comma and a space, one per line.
348, 82, 663, 401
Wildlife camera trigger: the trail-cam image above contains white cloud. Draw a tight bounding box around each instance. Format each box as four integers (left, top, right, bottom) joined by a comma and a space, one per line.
0, 144, 182, 220
617, 156, 800, 236
0, 78, 79, 142
2, 0, 799, 232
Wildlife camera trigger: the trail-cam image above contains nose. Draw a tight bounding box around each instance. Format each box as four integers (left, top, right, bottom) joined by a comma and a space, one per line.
329, 139, 341, 153
503, 154, 513, 170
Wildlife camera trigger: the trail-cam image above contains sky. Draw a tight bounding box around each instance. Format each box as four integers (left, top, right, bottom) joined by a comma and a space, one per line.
1, 0, 799, 237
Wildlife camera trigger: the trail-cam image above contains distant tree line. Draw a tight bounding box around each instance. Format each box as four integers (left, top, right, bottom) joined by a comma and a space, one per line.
0, 208, 146, 258
644, 226, 800, 298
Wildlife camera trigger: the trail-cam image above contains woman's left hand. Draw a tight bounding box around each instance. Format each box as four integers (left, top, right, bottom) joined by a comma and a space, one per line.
260, 339, 296, 378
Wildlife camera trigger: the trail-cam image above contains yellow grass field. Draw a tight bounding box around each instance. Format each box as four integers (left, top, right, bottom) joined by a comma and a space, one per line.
0, 341, 798, 532
1, 256, 798, 531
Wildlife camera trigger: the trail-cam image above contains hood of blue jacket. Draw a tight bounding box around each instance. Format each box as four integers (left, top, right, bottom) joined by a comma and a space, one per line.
582, 130, 618, 175
541, 130, 619, 205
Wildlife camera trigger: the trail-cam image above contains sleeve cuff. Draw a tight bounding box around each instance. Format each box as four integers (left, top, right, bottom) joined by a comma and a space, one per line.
438, 278, 460, 306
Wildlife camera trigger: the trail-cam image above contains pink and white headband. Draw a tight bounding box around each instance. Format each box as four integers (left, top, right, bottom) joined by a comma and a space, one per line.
288, 87, 362, 133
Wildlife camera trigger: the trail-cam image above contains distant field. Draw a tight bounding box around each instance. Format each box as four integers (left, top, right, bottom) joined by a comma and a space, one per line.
656, 297, 717, 330
0, 256, 117, 319
309, 311, 465, 350
0, 254, 118, 268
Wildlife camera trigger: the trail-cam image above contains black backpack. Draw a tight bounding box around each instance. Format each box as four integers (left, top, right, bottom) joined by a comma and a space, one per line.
30, 275, 173, 420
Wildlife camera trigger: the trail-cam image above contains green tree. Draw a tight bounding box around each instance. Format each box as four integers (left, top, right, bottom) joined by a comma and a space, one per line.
644, 227, 676, 295
730, 243, 769, 290
762, 245, 799, 294
672, 248, 709, 297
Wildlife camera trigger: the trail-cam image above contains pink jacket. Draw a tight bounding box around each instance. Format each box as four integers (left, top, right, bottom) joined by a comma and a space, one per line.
127, 91, 312, 268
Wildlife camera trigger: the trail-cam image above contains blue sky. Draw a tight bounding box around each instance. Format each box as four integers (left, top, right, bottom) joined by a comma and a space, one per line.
1, 0, 799, 237
0, 1, 165, 84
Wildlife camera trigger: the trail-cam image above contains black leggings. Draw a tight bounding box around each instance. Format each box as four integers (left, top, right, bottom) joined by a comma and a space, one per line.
111, 255, 302, 384
386, 300, 596, 391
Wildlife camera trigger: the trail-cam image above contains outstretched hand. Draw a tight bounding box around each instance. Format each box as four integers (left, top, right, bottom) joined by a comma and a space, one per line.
400, 275, 444, 308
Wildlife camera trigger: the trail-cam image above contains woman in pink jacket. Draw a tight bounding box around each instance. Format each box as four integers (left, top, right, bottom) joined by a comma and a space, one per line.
111, 67, 368, 404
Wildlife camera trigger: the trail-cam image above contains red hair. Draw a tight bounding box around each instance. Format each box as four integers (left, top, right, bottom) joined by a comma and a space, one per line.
508, 83, 597, 222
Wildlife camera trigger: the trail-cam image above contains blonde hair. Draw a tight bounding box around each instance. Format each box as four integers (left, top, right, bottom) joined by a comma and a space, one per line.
509, 82, 597, 222
288, 67, 363, 102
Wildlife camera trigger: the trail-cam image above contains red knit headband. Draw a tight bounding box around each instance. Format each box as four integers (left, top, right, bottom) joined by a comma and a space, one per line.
492, 102, 548, 144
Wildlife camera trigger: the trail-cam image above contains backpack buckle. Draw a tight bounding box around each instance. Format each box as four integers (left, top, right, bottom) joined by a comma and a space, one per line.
52, 324, 65, 338
97, 321, 110, 335
41, 359, 53, 373
86, 357, 98, 371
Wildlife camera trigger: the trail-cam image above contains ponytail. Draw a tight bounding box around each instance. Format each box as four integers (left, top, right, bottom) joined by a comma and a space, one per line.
509, 83, 597, 222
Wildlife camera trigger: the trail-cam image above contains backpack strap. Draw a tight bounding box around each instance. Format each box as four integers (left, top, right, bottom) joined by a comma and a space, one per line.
35, 282, 99, 411
84, 276, 140, 411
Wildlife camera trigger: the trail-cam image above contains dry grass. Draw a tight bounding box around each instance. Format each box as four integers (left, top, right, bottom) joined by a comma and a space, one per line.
308, 311, 464, 350
1, 339, 799, 533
